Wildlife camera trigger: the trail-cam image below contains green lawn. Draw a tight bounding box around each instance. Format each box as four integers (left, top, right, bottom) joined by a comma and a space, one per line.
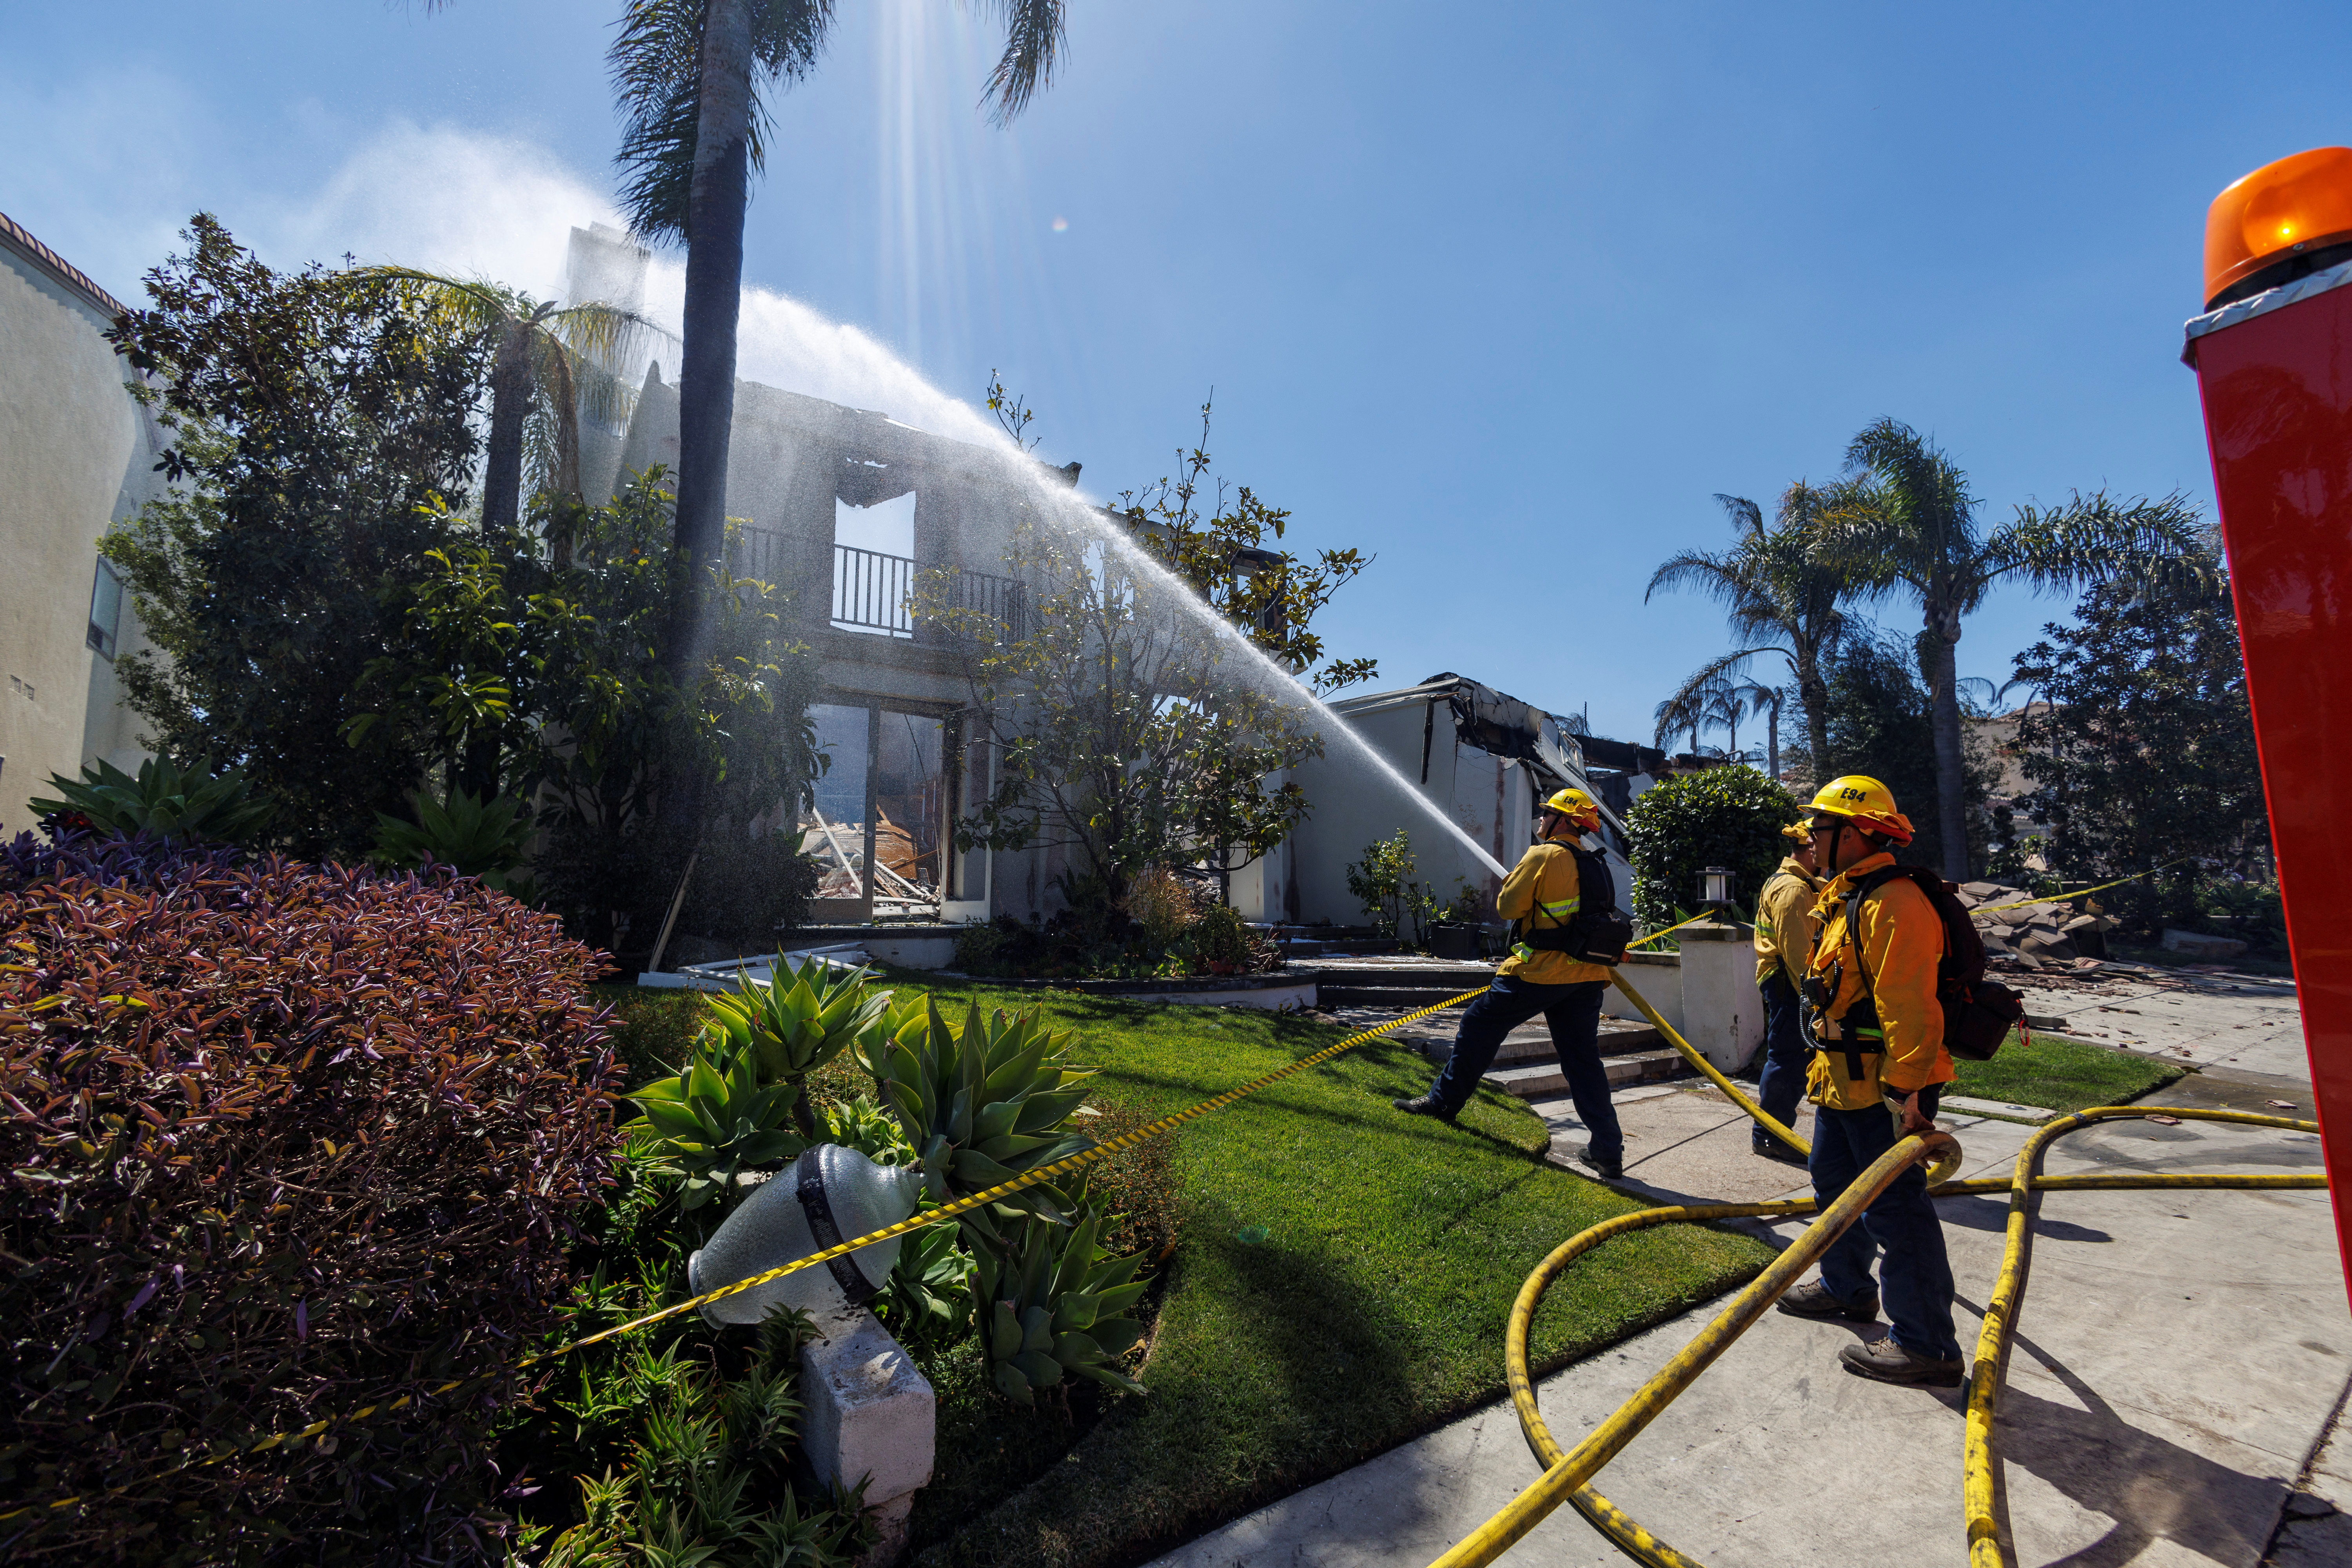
878, 976, 1772, 1568
594, 978, 1772, 1568
1949, 1027, 2184, 1113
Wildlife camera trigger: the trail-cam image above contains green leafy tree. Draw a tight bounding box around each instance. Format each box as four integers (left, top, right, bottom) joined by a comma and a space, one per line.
1622, 766, 1801, 932
2010, 547, 2268, 934
916, 508, 1319, 911
1647, 484, 1857, 782
1820, 418, 2208, 878
102, 217, 489, 860
345, 474, 825, 951
1111, 397, 1377, 695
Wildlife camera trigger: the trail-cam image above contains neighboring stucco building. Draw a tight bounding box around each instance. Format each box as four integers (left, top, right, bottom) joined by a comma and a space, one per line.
0, 212, 163, 835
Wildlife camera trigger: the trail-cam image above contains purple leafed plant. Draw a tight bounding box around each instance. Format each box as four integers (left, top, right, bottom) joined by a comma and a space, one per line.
1, 848, 626, 1563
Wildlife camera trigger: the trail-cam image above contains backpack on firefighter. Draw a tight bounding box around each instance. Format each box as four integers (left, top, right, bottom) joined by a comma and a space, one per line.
1802, 864, 2027, 1083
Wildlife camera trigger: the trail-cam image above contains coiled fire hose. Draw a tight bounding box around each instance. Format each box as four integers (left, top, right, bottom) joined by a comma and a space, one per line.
1427, 969, 2329, 1568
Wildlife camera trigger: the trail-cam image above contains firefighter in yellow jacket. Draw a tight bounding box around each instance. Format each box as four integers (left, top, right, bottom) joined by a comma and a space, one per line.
1772, 775, 1964, 1387
1394, 788, 1625, 1179
1749, 822, 1820, 1166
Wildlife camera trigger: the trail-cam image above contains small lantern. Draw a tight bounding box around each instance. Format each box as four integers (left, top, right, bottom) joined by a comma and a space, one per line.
1698, 866, 1735, 909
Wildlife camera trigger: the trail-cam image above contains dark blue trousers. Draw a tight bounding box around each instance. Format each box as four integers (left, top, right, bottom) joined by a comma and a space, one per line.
1754, 970, 1809, 1152
1810, 1090, 1961, 1360
1428, 976, 1622, 1165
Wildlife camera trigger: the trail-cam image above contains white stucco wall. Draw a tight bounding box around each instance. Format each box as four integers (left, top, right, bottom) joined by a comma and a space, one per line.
0, 222, 163, 834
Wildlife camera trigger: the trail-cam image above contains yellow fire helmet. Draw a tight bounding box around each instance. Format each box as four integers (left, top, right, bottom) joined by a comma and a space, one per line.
1779, 820, 1814, 843
1806, 775, 1915, 845
1542, 787, 1603, 831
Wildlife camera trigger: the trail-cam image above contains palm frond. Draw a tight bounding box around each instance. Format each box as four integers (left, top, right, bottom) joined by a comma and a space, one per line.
1644, 548, 1750, 606
980, 0, 1068, 124
1713, 492, 1765, 539
608, 0, 837, 244
1984, 490, 2213, 601
609, 0, 710, 245
1835, 418, 1982, 587
338, 266, 522, 336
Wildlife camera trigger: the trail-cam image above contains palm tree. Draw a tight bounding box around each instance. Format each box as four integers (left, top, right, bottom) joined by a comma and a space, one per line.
1822, 417, 2207, 879
1648, 483, 1856, 780
606, 0, 1067, 621
343, 269, 668, 540
604, 0, 1068, 850
1735, 680, 1786, 780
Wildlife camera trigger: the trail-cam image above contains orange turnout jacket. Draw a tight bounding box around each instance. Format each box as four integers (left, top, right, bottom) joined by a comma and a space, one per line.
1803, 851, 1953, 1111
1752, 855, 1822, 985
1496, 839, 1613, 987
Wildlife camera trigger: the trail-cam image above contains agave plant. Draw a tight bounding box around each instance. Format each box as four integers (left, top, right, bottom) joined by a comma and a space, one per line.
856, 999, 1096, 1215
370, 788, 537, 891
30, 754, 275, 846
704, 956, 892, 1135
976, 1210, 1148, 1405
623, 1035, 806, 1210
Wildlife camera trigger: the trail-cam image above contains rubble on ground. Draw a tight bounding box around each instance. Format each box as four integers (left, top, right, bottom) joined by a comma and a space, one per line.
1953, 879, 2119, 975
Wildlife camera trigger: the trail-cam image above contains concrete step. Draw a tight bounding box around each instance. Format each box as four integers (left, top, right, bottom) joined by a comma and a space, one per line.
1482, 1021, 1665, 1065
1484, 1049, 1691, 1099
1322, 985, 1494, 1008
1282, 937, 1407, 957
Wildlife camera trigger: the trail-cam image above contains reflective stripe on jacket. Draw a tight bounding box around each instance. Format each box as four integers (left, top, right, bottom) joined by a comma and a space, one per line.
1752, 857, 1822, 985
1802, 851, 1953, 1111
1495, 839, 1613, 987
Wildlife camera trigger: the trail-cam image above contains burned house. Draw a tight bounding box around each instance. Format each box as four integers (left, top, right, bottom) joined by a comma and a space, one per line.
1258, 673, 1642, 931
571, 225, 1095, 941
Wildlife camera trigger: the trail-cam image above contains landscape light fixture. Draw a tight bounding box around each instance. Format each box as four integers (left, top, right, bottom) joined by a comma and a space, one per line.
1698, 867, 1734, 909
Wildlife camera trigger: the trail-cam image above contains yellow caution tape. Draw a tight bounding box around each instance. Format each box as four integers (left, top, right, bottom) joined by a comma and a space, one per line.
1971, 855, 2195, 915
1624, 909, 1716, 950
3, 983, 1495, 1528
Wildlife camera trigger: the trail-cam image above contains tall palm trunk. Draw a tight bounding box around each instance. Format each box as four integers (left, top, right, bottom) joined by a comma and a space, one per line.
1794, 646, 1831, 784
1922, 597, 1969, 878
659, 0, 755, 846
1764, 692, 1780, 781
482, 319, 534, 537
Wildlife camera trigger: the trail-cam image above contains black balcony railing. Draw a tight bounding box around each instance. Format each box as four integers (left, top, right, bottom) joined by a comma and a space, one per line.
728, 530, 1025, 642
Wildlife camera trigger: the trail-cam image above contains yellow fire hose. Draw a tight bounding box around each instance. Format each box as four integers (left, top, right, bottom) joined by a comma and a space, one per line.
1430, 968, 2330, 1568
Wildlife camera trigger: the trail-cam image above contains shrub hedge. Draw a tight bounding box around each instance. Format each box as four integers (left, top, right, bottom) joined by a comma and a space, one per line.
1623, 766, 1802, 932
0, 833, 624, 1563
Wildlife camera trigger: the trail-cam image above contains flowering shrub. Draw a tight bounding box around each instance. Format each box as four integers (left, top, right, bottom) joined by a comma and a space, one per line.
0, 836, 625, 1563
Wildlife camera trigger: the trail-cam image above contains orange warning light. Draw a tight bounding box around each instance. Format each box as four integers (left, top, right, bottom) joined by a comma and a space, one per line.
2205, 146, 2352, 310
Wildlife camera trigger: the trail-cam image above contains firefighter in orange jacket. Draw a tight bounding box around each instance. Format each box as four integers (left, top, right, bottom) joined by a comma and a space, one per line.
1772, 775, 1964, 1387
1749, 822, 1820, 1166
1393, 788, 1625, 1179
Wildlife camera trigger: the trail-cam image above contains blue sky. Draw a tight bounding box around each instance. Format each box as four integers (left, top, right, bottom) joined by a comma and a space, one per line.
7, 1, 2343, 752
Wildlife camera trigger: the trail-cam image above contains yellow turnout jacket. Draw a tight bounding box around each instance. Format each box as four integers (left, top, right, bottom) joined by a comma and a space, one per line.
1752, 856, 1821, 985
1496, 839, 1613, 987
1802, 851, 1953, 1111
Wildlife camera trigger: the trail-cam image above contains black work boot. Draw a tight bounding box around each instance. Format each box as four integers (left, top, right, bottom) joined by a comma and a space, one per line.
1839, 1335, 1965, 1387
1573, 1146, 1623, 1181
1775, 1279, 1880, 1323
1751, 1138, 1808, 1168
1392, 1094, 1457, 1125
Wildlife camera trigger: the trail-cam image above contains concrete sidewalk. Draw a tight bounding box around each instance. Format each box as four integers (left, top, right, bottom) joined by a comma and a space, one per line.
1150, 1070, 2345, 1567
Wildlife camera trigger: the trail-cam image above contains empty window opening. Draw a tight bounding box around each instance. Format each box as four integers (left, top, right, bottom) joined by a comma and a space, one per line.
834, 492, 919, 636
87, 558, 123, 660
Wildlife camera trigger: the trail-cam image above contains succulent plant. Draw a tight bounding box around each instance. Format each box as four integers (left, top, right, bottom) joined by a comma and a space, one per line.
709, 954, 893, 1089
855, 998, 1096, 1216
975, 1210, 1149, 1404
623, 1036, 806, 1210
